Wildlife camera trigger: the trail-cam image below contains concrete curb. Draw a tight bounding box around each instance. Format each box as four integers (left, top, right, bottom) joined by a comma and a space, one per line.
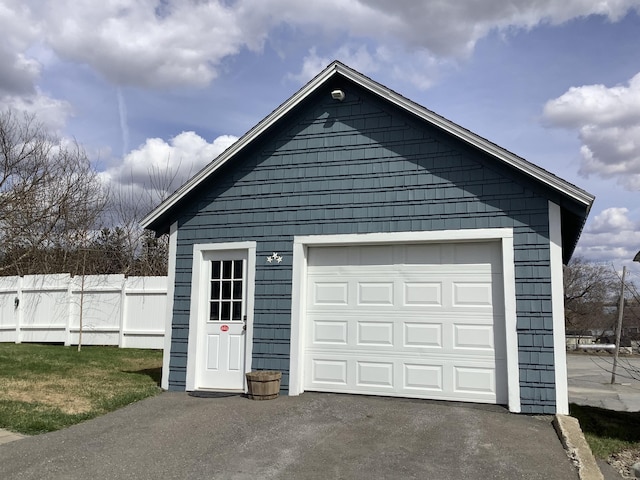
553, 415, 604, 480
0, 428, 26, 445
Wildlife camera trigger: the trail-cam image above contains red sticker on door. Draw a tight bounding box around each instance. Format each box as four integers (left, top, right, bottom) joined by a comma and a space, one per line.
220, 325, 229, 332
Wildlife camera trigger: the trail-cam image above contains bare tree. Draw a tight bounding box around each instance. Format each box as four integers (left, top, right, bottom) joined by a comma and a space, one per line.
103, 156, 184, 277
0, 108, 173, 280
564, 257, 619, 339
0, 109, 109, 276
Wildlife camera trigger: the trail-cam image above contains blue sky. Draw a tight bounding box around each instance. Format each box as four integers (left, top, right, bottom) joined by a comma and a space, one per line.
2, 1, 640, 273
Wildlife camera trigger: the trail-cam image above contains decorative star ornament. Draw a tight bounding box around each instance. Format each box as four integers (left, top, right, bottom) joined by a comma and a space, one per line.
266, 252, 283, 264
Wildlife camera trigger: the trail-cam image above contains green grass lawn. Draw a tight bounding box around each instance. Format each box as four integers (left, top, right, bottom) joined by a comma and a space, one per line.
570, 403, 640, 458
0, 343, 163, 435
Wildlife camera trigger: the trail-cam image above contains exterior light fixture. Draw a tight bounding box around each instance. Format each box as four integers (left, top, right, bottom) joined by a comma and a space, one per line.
331, 89, 345, 101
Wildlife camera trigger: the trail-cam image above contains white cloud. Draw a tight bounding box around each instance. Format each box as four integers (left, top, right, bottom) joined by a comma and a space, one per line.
288, 45, 383, 84
1, 90, 73, 132
0, 0, 42, 95
0, 50, 40, 95
41, 1, 250, 88
0, 1, 39, 52
101, 131, 238, 202
543, 73, 640, 189
575, 207, 640, 265
4, 0, 639, 92
1, 0, 638, 175
543, 74, 640, 127
589, 207, 635, 233
289, 44, 447, 91
253, 0, 640, 58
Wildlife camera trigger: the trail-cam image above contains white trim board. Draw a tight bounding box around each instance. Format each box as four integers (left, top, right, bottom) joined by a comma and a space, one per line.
161, 221, 178, 390
289, 228, 521, 413
549, 201, 569, 414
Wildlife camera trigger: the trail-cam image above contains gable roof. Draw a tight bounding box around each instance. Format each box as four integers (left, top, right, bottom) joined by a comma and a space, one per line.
142, 61, 594, 257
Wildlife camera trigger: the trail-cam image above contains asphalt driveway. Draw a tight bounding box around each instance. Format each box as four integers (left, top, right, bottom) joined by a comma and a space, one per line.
0, 392, 576, 480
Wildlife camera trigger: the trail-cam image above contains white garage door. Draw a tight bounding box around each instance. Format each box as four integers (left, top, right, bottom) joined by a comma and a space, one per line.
304, 242, 508, 404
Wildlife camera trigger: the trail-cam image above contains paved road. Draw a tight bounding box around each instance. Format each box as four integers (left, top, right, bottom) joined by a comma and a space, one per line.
567, 353, 640, 411
0, 392, 577, 480
566, 353, 640, 479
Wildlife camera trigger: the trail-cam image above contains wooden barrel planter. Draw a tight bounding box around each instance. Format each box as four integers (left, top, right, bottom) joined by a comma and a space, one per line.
245, 371, 282, 400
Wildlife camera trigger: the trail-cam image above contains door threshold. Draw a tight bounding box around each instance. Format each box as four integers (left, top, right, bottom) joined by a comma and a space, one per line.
188, 389, 244, 398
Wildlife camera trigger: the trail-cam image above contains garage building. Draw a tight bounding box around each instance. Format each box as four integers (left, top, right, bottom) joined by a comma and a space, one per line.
142, 61, 594, 414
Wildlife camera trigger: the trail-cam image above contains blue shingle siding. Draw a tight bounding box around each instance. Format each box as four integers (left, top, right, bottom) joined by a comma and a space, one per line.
168, 82, 558, 412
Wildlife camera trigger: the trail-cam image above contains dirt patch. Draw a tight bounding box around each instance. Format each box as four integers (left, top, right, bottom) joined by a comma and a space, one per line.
0, 377, 94, 414
609, 448, 640, 478
120, 357, 161, 372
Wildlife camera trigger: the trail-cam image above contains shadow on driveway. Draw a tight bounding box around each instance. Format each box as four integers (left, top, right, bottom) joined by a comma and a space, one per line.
0, 392, 577, 480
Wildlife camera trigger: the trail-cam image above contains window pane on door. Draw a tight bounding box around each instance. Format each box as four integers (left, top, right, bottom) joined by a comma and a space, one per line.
211, 282, 220, 300
209, 259, 244, 322
210, 302, 219, 321
212, 261, 221, 280
233, 261, 243, 279
232, 301, 242, 321
222, 281, 231, 300
233, 281, 242, 299
221, 301, 231, 320
222, 261, 232, 279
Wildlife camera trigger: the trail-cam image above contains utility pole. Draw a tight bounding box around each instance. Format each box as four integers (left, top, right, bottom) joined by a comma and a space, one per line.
611, 266, 627, 384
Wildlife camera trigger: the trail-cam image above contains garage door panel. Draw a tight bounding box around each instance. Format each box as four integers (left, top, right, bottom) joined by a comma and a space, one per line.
403, 322, 442, 348
304, 242, 507, 405
308, 246, 350, 267
404, 282, 442, 306
357, 361, 394, 388
312, 282, 348, 305
305, 354, 500, 403
357, 282, 394, 305
404, 363, 443, 391
313, 320, 348, 344
405, 243, 443, 264
357, 321, 394, 346
454, 324, 495, 350
311, 359, 348, 385
309, 315, 497, 355
452, 282, 493, 307
357, 245, 395, 265
453, 241, 502, 266
311, 268, 494, 276
454, 365, 496, 395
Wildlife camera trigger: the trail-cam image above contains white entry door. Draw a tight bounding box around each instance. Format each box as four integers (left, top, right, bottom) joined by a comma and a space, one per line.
195, 250, 248, 390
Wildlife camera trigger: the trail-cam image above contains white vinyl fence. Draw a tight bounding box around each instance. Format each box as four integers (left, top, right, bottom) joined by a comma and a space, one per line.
0, 274, 167, 349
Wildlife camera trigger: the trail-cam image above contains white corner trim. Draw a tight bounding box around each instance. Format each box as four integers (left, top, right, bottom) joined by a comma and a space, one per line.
501, 234, 521, 413
549, 201, 569, 414
289, 228, 521, 412
288, 241, 307, 396
185, 241, 257, 392
161, 221, 178, 390
185, 246, 201, 392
